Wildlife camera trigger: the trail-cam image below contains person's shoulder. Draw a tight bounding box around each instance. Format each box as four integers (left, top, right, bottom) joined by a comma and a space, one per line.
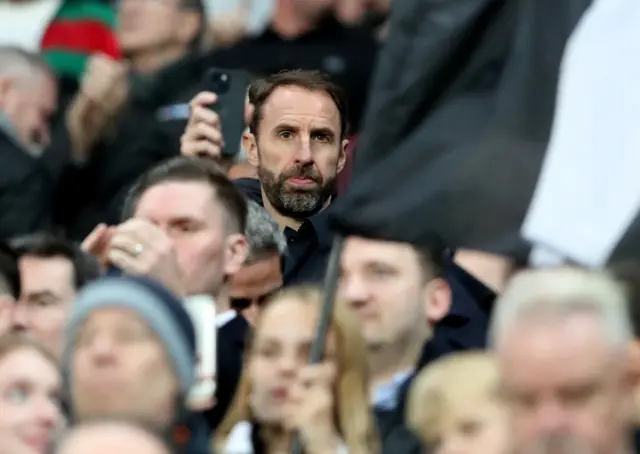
233, 178, 262, 203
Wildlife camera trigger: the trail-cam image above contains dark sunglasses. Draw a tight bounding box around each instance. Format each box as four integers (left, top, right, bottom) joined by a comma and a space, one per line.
230, 287, 281, 310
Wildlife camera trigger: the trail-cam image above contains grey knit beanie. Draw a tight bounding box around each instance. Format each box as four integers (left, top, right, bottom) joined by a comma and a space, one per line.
61, 275, 197, 394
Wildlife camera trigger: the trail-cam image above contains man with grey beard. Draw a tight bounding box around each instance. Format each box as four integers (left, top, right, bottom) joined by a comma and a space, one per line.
181, 69, 349, 285
491, 268, 636, 454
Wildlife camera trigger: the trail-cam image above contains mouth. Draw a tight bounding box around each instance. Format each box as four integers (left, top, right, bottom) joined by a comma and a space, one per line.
286, 176, 317, 187
21, 434, 50, 452
271, 387, 289, 400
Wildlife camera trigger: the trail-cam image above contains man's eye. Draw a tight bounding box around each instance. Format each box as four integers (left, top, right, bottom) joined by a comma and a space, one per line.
312, 133, 330, 142
278, 131, 293, 139
5, 386, 28, 403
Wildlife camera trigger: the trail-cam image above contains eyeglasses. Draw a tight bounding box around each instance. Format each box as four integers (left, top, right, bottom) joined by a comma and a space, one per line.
230, 287, 281, 310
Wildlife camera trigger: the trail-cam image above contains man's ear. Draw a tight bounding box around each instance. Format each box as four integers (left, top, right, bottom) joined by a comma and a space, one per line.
337, 138, 349, 174
0, 76, 15, 110
244, 131, 259, 168
628, 340, 640, 384
423, 278, 452, 325
223, 233, 248, 277
0, 295, 15, 337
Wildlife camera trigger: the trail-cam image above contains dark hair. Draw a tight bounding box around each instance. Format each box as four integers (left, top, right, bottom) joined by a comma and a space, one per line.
415, 243, 446, 280
0, 240, 20, 298
11, 233, 100, 290
248, 70, 350, 139
123, 156, 248, 234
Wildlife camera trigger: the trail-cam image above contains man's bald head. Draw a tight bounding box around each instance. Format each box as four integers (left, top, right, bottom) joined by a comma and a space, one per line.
0, 46, 57, 150
55, 419, 171, 454
0, 46, 52, 82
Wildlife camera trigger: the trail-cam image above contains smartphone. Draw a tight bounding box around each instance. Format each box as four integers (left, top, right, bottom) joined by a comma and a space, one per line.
184, 295, 217, 411
202, 68, 251, 158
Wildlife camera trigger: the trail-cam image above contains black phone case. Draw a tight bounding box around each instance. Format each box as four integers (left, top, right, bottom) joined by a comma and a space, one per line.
202, 68, 250, 158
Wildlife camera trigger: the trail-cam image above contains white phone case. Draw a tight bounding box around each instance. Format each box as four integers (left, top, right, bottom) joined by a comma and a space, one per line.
184, 295, 217, 411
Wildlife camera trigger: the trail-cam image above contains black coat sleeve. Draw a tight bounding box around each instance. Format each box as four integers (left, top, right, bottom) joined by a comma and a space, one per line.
0, 164, 52, 237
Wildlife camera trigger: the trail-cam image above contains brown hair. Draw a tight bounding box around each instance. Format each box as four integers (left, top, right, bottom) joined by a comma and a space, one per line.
122, 156, 248, 234
0, 332, 58, 369
248, 70, 350, 140
214, 286, 379, 454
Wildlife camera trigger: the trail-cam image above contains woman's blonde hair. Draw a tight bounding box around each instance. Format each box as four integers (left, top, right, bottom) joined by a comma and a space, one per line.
214, 285, 379, 454
406, 351, 499, 446
0, 332, 58, 368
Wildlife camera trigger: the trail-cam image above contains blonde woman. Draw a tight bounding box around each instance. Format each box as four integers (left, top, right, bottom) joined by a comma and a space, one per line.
214, 286, 379, 454
0, 332, 63, 454
406, 352, 508, 454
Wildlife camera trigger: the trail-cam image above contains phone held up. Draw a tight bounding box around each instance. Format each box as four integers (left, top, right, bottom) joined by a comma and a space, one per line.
202, 68, 250, 159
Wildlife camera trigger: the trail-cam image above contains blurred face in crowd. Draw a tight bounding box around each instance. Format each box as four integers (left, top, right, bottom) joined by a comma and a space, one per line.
338, 236, 451, 353
0, 72, 57, 151
497, 312, 633, 454
57, 422, 170, 454
72, 308, 179, 426
117, 0, 201, 57
0, 347, 62, 454
230, 253, 282, 326
432, 395, 508, 454
248, 296, 336, 423
246, 86, 347, 219
14, 255, 76, 357
134, 180, 246, 296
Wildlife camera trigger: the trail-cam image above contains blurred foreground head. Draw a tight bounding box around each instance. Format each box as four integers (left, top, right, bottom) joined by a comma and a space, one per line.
491, 268, 634, 454
55, 418, 171, 454
407, 352, 508, 454
62, 275, 196, 428
0, 333, 62, 454
215, 285, 378, 454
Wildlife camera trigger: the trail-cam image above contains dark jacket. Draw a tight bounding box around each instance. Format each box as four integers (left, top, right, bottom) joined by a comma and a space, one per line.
234, 178, 333, 286
205, 16, 378, 130
50, 55, 210, 240
175, 411, 214, 454
0, 125, 52, 237
205, 314, 250, 431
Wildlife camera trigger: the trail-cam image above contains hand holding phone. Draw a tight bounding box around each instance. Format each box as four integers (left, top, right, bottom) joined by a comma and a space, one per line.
180, 69, 252, 160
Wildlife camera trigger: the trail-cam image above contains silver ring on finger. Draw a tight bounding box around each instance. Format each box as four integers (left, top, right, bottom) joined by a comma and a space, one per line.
133, 243, 144, 257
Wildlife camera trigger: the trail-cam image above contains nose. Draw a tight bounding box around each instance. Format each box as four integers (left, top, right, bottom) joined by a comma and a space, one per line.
276, 352, 298, 379
12, 303, 28, 331
294, 136, 314, 165
339, 274, 371, 308
87, 333, 118, 366
534, 398, 571, 435
34, 395, 61, 430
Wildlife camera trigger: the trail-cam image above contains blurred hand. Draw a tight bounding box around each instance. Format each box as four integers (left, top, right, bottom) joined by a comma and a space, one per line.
335, 0, 368, 25
283, 363, 342, 454
79, 53, 129, 118
106, 219, 186, 296
180, 91, 253, 161
209, 5, 249, 48
66, 54, 129, 160
81, 223, 116, 269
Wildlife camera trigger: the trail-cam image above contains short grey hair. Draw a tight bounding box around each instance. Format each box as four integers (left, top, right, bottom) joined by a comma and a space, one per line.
0, 46, 52, 81
244, 200, 287, 264
490, 268, 632, 350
